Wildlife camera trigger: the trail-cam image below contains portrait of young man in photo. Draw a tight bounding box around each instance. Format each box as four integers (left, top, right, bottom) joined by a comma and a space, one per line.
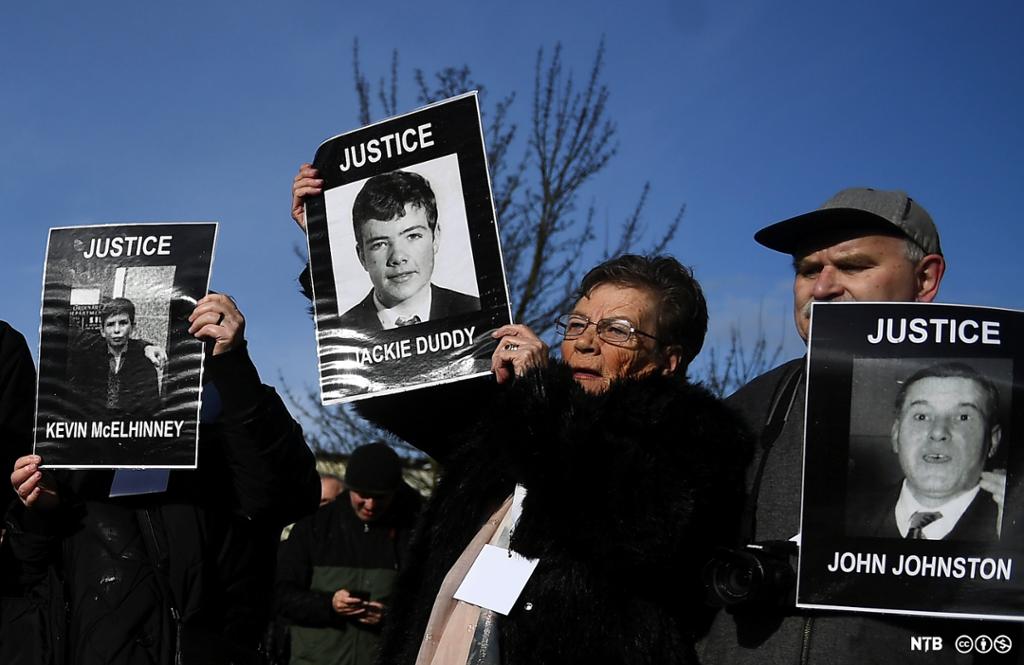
68, 297, 162, 419
338, 169, 480, 332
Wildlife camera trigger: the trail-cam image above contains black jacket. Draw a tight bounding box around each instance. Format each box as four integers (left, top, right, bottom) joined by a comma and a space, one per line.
4, 344, 320, 665
67, 337, 161, 420
0, 321, 35, 519
337, 284, 481, 332
376, 363, 750, 665
0, 321, 43, 665
275, 485, 422, 665
848, 483, 1000, 541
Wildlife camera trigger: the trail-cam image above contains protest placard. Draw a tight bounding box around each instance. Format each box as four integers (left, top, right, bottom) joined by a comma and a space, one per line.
304, 92, 511, 404
797, 301, 1024, 621
34, 223, 216, 468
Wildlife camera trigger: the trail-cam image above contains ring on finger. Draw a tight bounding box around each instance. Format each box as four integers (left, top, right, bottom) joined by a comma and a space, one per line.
504, 343, 519, 351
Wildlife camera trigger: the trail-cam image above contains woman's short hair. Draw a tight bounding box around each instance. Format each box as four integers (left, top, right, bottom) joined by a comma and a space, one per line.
577, 254, 708, 372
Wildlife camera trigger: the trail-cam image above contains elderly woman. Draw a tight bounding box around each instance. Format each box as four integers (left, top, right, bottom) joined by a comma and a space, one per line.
291, 169, 749, 665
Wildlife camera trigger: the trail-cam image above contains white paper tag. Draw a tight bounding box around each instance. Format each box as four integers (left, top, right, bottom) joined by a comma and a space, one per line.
453, 544, 540, 615
509, 483, 527, 530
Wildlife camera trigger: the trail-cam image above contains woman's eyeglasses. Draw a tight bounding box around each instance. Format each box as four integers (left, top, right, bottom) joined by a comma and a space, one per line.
555, 314, 662, 345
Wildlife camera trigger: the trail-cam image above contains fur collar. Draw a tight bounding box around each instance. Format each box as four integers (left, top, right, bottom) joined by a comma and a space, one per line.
379, 362, 751, 665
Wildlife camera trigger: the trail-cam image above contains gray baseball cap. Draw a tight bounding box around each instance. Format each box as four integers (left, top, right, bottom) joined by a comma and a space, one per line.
755, 187, 942, 256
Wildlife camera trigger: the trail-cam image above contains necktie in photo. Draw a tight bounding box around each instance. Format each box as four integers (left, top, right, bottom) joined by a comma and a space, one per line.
107, 353, 120, 409
395, 315, 421, 327
907, 510, 942, 539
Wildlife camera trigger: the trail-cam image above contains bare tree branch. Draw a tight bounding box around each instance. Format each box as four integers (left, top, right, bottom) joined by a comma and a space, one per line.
700, 306, 786, 397
376, 50, 399, 118
352, 39, 371, 126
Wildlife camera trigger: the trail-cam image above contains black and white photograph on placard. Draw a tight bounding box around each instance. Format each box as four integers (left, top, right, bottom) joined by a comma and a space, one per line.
325, 153, 481, 331
34, 223, 217, 468
304, 92, 511, 404
845, 357, 1011, 543
796, 301, 1024, 621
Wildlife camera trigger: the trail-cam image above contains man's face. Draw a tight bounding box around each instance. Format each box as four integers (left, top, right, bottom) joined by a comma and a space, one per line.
891, 376, 1001, 508
101, 313, 133, 352
348, 488, 395, 522
792, 234, 922, 341
320, 477, 344, 506
355, 203, 438, 309
560, 283, 675, 394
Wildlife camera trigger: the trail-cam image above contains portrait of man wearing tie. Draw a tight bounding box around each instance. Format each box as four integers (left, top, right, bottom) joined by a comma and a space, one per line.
849, 362, 1006, 541
337, 169, 480, 332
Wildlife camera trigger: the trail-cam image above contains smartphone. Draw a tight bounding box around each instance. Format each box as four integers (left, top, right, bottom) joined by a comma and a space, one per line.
348, 589, 371, 604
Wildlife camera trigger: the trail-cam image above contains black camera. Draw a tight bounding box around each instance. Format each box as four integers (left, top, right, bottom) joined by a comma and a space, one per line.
702, 540, 797, 610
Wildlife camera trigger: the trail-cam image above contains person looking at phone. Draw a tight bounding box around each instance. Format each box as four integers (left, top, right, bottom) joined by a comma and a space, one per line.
275, 442, 422, 665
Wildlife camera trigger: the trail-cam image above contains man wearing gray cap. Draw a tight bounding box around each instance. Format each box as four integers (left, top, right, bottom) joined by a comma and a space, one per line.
754, 187, 945, 343
696, 188, 1007, 663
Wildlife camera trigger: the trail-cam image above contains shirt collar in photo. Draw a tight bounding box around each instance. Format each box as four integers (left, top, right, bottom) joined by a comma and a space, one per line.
373, 286, 432, 330
894, 480, 981, 540
106, 345, 127, 372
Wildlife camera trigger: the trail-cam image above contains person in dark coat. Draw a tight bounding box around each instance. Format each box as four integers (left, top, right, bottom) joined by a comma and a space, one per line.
275, 443, 422, 665
698, 188, 1020, 664
289, 168, 751, 664
0, 322, 35, 510
362, 256, 748, 665
6, 293, 321, 665
0, 320, 42, 665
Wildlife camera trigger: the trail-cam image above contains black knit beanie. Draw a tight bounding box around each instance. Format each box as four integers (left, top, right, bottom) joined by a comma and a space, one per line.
344, 442, 402, 494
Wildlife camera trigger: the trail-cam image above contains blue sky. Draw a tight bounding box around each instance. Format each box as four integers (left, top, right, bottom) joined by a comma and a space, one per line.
3, 1, 1022, 423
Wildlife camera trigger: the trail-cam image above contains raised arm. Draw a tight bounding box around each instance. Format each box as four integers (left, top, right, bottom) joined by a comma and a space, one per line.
190, 294, 320, 527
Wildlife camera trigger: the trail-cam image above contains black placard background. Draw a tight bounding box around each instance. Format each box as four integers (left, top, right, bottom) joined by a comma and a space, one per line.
35, 223, 215, 468
305, 93, 510, 404
798, 302, 1024, 619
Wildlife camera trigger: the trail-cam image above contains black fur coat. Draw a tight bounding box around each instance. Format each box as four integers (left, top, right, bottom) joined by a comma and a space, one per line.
378, 363, 750, 665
